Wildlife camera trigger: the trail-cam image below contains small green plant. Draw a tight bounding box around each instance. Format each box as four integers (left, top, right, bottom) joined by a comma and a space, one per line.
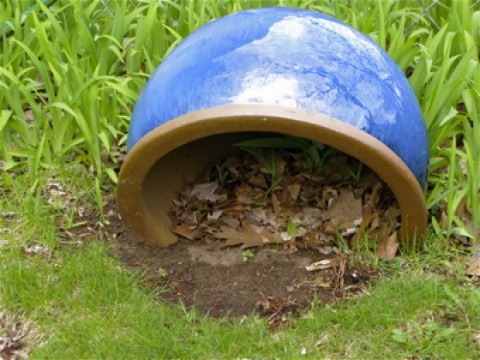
303, 143, 338, 175
235, 135, 337, 175
341, 161, 364, 182
215, 163, 229, 187
239, 147, 279, 177
157, 267, 168, 278
241, 250, 254, 262
287, 219, 297, 238
263, 176, 283, 199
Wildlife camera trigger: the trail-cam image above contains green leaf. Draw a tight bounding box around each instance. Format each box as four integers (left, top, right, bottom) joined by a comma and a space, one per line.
104, 167, 118, 184
0, 109, 12, 132
287, 220, 297, 237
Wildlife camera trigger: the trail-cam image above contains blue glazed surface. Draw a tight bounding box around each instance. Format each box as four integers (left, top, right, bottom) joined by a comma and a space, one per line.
128, 7, 429, 186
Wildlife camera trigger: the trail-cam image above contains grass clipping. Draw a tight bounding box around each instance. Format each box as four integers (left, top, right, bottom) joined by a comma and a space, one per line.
170, 142, 401, 260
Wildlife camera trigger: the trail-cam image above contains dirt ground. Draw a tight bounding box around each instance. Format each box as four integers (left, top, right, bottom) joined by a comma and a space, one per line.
109, 212, 372, 321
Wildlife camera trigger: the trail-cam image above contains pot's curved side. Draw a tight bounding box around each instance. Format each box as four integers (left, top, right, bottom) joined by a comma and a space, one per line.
118, 105, 427, 248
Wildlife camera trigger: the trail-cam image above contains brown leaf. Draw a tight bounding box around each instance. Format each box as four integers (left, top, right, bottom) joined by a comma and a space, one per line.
271, 192, 281, 216
368, 213, 381, 234
236, 184, 262, 204
46, 182, 74, 208
322, 188, 338, 208
369, 182, 383, 208
302, 207, 323, 229
384, 205, 401, 220
324, 223, 336, 235
255, 293, 306, 326
456, 198, 479, 237
465, 259, 480, 276
377, 232, 399, 260
325, 189, 362, 229
211, 222, 279, 249
303, 229, 332, 247
224, 204, 250, 217
189, 181, 223, 202
350, 205, 374, 248
247, 174, 268, 189
177, 211, 198, 227
287, 183, 301, 201
246, 208, 275, 228
274, 154, 287, 177
172, 224, 199, 240
222, 155, 242, 178
221, 216, 240, 229
465, 250, 480, 276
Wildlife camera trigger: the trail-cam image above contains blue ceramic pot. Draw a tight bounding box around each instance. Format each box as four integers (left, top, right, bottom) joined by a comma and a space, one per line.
119, 7, 429, 247
128, 6, 428, 186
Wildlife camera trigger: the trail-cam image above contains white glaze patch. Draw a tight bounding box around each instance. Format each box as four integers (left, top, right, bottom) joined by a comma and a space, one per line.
230, 72, 299, 107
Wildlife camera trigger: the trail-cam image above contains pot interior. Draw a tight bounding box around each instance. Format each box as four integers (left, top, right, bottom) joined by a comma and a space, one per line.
140, 131, 388, 247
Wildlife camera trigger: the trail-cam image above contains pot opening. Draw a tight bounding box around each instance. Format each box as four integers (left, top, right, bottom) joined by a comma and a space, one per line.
140, 131, 401, 250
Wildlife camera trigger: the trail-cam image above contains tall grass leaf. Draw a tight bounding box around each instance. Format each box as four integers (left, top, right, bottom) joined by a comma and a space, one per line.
70, 75, 115, 104
426, 184, 461, 210
10, 39, 55, 99
162, 24, 184, 58
472, 11, 480, 45
55, 137, 86, 159
438, 107, 459, 127
104, 80, 139, 102
428, 155, 448, 173
446, 136, 458, 230
0, 109, 12, 132
95, 177, 104, 216
409, 57, 433, 98
50, 102, 91, 148
386, 14, 426, 70
463, 88, 478, 125
104, 167, 118, 184
31, 131, 48, 180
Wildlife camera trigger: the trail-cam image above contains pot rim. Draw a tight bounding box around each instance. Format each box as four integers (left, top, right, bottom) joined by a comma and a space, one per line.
118, 104, 427, 247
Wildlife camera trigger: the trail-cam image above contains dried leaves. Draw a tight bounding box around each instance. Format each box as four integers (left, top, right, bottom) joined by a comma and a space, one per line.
0, 311, 32, 360
170, 148, 401, 259
256, 293, 307, 326
465, 246, 480, 277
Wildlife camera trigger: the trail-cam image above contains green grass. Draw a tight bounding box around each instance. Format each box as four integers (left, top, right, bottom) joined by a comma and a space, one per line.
1, 169, 479, 358
1, 0, 479, 358
1, 170, 479, 358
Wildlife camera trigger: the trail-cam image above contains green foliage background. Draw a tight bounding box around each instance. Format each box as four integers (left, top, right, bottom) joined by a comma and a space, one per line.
0, 0, 478, 234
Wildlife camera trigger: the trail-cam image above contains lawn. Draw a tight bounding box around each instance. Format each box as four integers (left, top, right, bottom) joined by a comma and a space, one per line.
0, 0, 479, 358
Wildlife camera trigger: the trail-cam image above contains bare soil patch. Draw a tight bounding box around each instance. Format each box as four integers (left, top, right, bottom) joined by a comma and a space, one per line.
111, 226, 372, 322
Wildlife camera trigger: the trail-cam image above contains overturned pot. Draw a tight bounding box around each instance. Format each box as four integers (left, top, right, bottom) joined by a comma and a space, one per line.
118, 7, 429, 248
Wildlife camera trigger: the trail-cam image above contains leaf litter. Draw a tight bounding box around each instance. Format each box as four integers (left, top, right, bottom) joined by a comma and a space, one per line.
170, 146, 401, 260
